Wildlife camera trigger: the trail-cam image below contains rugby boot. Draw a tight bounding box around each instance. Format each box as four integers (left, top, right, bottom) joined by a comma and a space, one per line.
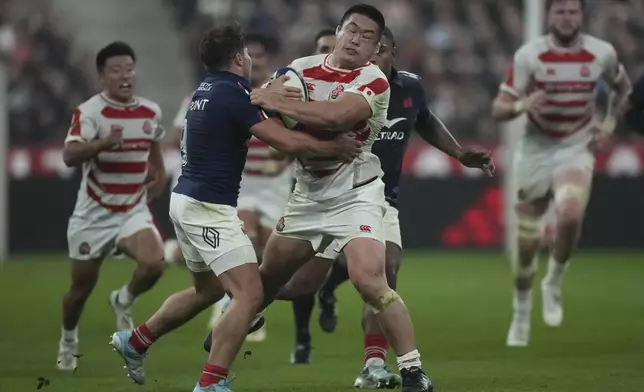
56, 338, 78, 371
354, 364, 402, 389
317, 290, 338, 333
400, 367, 432, 392
541, 278, 563, 327
109, 330, 146, 385
193, 379, 234, 392
290, 342, 311, 364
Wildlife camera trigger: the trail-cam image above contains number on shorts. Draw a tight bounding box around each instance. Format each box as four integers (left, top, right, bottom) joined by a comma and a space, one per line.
180, 118, 187, 168
202, 227, 220, 249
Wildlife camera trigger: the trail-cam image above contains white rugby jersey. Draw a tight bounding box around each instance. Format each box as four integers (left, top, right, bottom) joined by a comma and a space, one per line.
65, 93, 165, 218
288, 54, 390, 200
501, 34, 625, 148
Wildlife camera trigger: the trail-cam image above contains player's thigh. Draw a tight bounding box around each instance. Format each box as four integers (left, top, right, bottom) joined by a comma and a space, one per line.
117, 209, 164, 266
385, 241, 402, 289
283, 256, 335, 296
552, 156, 593, 218
218, 263, 263, 304
261, 231, 316, 288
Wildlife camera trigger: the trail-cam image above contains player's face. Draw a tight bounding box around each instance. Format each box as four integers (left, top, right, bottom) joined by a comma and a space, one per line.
315, 35, 336, 54
100, 55, 135, 102
247, 42, 269, 87
334, 14, 380, 67
548, 0, 583, 44
370, 37, 394, 77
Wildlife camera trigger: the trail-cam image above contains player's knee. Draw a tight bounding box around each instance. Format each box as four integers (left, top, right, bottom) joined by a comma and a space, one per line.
139, 258, 166, 279
555, 200, 583, 235
351, 273, 387, 304
364, 289, 402, 314
516, 213, 544, 242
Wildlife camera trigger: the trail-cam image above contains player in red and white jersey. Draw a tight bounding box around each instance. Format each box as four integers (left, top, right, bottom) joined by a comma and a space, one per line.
57, 42, 167, 371
491, 0, 632, 347
247, 5, 432, 391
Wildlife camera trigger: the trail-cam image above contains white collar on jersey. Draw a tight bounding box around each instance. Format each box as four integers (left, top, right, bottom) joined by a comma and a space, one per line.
546, 33, 585, 52
99, 92, 140, 108
322, 54, 370, 74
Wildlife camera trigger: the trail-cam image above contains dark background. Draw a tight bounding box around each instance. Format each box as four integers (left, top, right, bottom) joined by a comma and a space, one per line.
10, 175, 644, 253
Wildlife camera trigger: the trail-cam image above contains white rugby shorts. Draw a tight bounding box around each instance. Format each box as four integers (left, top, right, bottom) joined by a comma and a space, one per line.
514, 141, 594, 202
275, 178, 387, 255
67, 202, 160, 261
169, 193, 256, 275
237, 169, 293, 229
316, 201, 401, 260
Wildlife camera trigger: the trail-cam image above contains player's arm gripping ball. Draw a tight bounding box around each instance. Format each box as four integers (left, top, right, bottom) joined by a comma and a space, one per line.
63, 124, 123, 167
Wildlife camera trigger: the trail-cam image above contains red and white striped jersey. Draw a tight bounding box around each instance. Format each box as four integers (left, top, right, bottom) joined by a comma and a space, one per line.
65, 93, 165, 218
289, 54, 390, 200
501, 34, 625, 146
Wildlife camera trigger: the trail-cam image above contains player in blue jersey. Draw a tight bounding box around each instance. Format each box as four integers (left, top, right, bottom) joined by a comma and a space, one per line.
108, 23, 361, 392
276, 27, 495, 385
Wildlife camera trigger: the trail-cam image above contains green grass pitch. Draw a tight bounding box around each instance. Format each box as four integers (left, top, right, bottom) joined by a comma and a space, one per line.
0, 251, 642, 392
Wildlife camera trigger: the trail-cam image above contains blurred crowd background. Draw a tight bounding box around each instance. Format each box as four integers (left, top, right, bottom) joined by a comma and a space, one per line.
2, 0, 644, 145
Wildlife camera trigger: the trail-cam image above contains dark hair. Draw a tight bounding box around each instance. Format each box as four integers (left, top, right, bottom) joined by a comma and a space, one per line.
382, 26, 396, 48
546, 0, 585, 11
245, 33, 279, 55
96, 41, 136, 72
314, 28, 336, 44
339, 4, 386, 37
200, 22, 245, 71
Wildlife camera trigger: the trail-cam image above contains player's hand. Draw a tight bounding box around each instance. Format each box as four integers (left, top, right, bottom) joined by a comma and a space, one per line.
330, 132, 362, 161
525, 90, 547, 115
457, 147, 495, 177
254, 75, 304, 103
589, 116, 616, 152
104, 125, 124, 148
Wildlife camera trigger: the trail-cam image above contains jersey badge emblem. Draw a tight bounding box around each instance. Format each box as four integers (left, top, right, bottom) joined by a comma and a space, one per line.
142, 120, 153, 134
330, 84, 344, 100
276, 217, 285, 232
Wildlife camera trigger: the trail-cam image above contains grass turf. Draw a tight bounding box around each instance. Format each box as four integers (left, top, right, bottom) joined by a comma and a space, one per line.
0, 251, 642, 392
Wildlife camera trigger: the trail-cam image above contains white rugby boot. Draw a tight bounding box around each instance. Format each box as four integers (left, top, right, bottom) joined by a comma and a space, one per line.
541, 279, 563, 327
56, 338, 78, 371
506, 292, 532, 347
245, 324, 266, 342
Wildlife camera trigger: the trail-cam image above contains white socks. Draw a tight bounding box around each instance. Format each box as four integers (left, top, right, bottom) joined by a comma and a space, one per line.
365, 357, 386, 367
117, 284, 135, 307
61, 326, 78, 343
513, 289, 532, 318
543, 256, 567, 287
397, 349, 421, 371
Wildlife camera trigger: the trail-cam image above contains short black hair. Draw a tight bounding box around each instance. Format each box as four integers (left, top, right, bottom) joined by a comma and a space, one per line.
382, 27, 396, 48
200, 22, 245, 71
96, 41, 136, 72
546, 0, 586, 11
314, 29, 336, 45
339, 4, 386, 37
245, 33, 279, 55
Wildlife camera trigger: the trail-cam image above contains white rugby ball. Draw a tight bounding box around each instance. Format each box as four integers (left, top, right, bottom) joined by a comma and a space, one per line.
273, 67, 308, 129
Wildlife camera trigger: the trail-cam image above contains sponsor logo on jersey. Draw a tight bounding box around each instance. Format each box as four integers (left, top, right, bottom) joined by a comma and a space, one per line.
79, 242, 91, 255
359, 225, 372, 233
403, 97, 413, 108
580, 65, 590, 77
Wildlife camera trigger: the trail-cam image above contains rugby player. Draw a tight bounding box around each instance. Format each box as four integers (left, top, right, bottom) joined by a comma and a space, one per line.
288, 27, 337, 364
164, 34, 284, 340
108, 23, 361, 391
282, 28, 494, 387
58, 41, 166, 372
491, 0, 631, 347
212, 4, 438, 391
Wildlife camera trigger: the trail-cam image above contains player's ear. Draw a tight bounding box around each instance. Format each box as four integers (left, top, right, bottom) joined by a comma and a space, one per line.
234, 52, 243, 67
335, 25, 341, 35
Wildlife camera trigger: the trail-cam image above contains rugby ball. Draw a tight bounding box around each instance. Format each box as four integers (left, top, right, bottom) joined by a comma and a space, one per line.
273, 67, 308, 129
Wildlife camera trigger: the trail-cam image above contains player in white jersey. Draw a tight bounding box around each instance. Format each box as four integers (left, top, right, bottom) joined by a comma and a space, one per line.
247, 4, 432, 391
491, 0, 632, 347
58, 42, 166, 370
